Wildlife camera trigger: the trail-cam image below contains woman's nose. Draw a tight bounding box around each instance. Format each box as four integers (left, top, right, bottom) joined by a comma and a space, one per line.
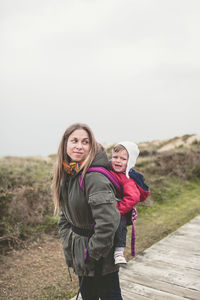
75, 141, 83, 149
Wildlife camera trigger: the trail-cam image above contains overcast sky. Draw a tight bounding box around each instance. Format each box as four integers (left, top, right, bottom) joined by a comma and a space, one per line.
1, 0, 199, 157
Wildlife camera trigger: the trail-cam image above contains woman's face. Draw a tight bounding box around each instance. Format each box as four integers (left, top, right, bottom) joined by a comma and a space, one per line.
66, 129, 90, 162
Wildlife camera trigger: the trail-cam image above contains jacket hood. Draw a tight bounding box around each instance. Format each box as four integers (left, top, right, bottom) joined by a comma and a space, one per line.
90, 145, 110, 169
118, 141, 139, 178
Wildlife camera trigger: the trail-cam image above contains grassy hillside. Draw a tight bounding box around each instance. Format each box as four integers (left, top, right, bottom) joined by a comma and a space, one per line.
0, 135, 200, 256
0, 135, 200, 300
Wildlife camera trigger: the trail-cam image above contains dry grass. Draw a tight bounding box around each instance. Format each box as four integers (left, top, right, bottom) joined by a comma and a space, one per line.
0, 235, 78, 300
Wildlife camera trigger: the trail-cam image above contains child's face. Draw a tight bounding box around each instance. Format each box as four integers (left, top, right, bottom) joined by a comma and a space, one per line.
111, 149, 128, 173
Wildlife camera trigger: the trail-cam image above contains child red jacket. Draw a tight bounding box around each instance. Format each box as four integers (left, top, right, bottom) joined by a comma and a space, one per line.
110, 169, 150, 215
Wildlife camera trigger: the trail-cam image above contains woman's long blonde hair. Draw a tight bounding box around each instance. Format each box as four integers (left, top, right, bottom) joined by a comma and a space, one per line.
52, 123, 100, 214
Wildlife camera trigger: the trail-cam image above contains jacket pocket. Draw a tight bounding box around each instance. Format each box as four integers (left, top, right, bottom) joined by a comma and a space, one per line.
88, 190, 115, 205
72, 235, 96, 275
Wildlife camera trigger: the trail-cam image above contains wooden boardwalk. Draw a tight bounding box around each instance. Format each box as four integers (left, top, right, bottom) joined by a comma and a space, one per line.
71, 215, 200, 300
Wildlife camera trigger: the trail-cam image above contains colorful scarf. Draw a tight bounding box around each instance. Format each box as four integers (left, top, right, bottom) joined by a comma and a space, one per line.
62, 161, 83, 175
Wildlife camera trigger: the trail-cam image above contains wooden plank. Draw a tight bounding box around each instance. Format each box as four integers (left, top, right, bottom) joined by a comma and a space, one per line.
120, 272, 200, 300
141, 243, 200, 258
153, 237, 200, 252
121, 289, 151, 300
147, 242, 200, 257
171, 225, 200, 236
122, 261, 200, 290
131, 250, 200, 270
120, 278, 189, 300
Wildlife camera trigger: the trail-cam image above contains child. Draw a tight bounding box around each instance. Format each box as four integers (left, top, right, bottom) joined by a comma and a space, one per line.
110, 141, 150, 265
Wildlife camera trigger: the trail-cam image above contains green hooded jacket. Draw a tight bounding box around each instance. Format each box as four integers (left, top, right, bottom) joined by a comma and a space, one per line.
58, 148, 120, 276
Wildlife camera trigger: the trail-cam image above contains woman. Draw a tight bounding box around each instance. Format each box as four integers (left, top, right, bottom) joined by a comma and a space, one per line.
53, 123, 123, 300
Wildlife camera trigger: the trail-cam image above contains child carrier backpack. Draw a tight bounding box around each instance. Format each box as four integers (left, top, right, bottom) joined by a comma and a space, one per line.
79, 166, 122, 193
79, 166, 150, 201
79, 166, 150, 257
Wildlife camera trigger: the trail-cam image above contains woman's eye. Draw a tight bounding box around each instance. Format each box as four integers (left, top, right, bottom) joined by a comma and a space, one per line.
82, 140, 89, 145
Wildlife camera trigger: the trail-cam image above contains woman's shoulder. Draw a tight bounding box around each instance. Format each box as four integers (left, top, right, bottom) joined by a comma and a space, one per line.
85, 170, 111, 185
84, 170, 117, 195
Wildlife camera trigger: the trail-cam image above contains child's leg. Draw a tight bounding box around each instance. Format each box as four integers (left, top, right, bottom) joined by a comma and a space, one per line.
114, 216, 127, 265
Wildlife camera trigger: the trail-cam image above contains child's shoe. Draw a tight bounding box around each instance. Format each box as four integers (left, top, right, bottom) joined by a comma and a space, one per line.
114, 253, 127, 265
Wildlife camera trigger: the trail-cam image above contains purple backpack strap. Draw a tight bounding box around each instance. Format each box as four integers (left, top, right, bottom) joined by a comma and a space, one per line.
131, 208, 138, 256
79, 167, 121, 192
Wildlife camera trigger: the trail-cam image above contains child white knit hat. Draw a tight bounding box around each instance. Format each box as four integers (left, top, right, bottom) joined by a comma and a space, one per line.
118, 141, 139, 178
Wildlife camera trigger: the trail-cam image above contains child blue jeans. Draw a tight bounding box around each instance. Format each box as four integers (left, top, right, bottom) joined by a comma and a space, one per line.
78, 271, 123, 300
114, 215, 127, 248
